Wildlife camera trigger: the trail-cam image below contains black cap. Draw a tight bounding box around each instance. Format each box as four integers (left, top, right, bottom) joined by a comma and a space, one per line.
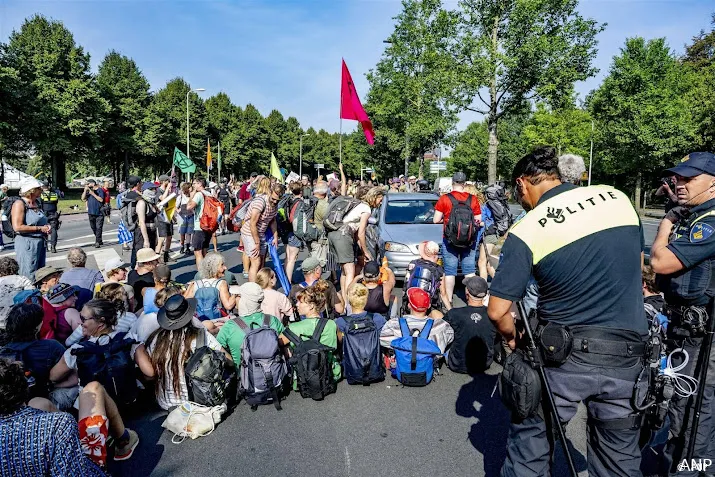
127, 175, 141, 187
158, 174, 170, 182
250, 172, 258, 178
666, 152, 715, 177
463, 276, 488, 298
363, 261, 380, 279
453, 171, 467, 183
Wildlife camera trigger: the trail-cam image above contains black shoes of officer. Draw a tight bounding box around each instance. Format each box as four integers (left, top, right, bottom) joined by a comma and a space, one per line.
94, 242, 101, 248
50, 245, 57, 254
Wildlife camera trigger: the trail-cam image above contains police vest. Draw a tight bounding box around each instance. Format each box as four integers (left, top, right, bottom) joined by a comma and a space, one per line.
510, 185, 640, 266
40, 191, 59, 213
661, 207, 715, 306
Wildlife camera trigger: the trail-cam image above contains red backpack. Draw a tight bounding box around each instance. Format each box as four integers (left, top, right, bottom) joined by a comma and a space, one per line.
200, 195, 223, 233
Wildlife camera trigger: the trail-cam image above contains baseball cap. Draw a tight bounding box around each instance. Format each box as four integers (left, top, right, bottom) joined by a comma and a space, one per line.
236, 282, 264, 316
363, 261, 380, 279
301, 256, 321, 273
665, 152, 715, 178
407, 287, 431, 313
86, 179, 97, 186
250, 172, 258, 178
47, 283, 79, 305
103, 257, 128, 275
452, 171, 467, 183
158, 174, 170, 182
141, 181, 158, 191
463, 276, 488, 298
34, 266, 62, 285
127, 175, 141, 187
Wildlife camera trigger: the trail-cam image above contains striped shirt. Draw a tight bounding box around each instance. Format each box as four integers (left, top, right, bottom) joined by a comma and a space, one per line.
0, 406, 107, 476
239, 195, 277, 240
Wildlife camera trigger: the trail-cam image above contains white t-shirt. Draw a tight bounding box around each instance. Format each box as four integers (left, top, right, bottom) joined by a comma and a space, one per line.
148, 327, 224, 410
342, 202, 371, 232
0, 275, 35, 290
191, 190, 209, 229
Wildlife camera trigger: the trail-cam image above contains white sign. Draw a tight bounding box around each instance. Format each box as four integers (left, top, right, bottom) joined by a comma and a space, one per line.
326, 173, 337, 182
315, 163, 325, 169
285, 172, 300, 183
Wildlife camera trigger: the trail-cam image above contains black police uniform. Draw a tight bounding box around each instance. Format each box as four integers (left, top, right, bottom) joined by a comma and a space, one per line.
657, 197, 715, 476
491, 182, 649, 477
40, 188, 60, 251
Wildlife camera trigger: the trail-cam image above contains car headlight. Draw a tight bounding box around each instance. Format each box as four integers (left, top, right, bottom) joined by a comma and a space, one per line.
385, 242, 411, 253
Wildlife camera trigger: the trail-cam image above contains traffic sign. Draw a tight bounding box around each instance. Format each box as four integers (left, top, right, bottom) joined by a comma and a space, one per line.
430, 161, 447, 173
315, 163, 324, 169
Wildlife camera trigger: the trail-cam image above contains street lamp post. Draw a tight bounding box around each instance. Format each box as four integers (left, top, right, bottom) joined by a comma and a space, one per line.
186, 88, 206, 181
299, 133, 310, 178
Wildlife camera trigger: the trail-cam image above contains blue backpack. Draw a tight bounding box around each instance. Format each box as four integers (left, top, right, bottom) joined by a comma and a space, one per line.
342, 313, 385, 385
195, 279, 223, 320
391, 318, 441, 386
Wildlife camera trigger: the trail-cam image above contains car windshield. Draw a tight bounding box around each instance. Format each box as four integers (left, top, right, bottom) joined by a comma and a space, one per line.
385, 199, 436, 224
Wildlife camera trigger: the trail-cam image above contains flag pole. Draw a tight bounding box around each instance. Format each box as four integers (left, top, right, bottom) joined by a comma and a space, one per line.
339, 59, 343, 167
218, 141, 221, 184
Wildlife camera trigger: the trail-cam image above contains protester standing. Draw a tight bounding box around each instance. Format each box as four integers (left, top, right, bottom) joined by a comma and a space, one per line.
650, 152, 715, 476
176, 182, 194, 255
101, 180, 112, 224
40, 180, 61, 254
81, 179, 106, 248
131, 182, 159, 269
12, 178, 50, 281
432, 172, 481, 305
240, 183, 283, 282
155, 174, 175, 264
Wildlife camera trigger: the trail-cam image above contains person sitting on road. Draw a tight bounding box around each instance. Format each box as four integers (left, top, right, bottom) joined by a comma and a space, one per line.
335, 282, 387, 334
288, 256, 344, 318
59, 248, 104, 310
381, 287, 454, 353
49, 299, 153, 407
441, 276, 496, 374
642, 264, 665, 314
32, 265, 63, 339
46, 283, 82, 345
131, 285, 182, 343
0, 359, 140, 475
102, 256, 129, 284
285, 283, 341, 382
256, 268, 294, 324
558, 153, 586, 185
350, 260, 395, 315
146, 295, 232, 411
217, 282, 286, 365
0, 256, 34, 290
403, 241, 447, 317
127, 248, 159, 311
142, 264, 172, 315
0, 304, 78, 411
183, 252, 236, 318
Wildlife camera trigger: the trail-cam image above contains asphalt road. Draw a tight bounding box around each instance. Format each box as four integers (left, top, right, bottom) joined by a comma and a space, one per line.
9, 208, 664, 477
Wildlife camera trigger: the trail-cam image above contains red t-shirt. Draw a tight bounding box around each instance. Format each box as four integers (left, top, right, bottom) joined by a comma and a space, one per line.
239, 182, 251, 202
101, 187, 110, 204
435, 191, 481, 230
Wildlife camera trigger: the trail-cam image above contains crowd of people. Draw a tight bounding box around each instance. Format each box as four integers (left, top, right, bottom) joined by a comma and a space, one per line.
1, 148, 713, 477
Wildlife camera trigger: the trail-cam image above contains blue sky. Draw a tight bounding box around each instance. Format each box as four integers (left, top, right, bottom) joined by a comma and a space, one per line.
1, 0, 713, 135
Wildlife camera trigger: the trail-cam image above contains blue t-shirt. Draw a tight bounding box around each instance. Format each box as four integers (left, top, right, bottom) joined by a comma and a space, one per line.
336, 311, 386, 334
86, 188, 105, 216
2, 340, 66, 383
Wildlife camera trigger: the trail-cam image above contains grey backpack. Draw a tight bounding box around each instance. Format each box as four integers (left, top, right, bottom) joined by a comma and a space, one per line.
235, 315, 288, 410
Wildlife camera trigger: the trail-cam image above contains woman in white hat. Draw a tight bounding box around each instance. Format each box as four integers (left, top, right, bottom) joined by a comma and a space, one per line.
12, 178, 51, 280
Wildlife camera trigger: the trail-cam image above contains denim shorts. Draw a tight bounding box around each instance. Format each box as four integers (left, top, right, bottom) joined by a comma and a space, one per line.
287, 232, 302, 249
441, 238, 477, 276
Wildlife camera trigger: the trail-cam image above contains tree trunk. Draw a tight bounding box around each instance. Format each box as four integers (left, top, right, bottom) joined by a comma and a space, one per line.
123, 151, 129, 183
51, 152, 67, 192
487, 117, 498, 185
635, 172, 642, 211
418, 154, 424, 180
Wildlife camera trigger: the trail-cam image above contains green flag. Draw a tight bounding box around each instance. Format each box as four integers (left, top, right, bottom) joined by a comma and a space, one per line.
173, 147, 196, 173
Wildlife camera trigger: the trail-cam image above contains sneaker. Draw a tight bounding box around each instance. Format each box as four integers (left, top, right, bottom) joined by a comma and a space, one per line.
243, 272, 249, 279
114, 429, 139, 461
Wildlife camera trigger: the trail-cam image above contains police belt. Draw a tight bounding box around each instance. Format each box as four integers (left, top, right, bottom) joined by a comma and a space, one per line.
571, 329, 646, 357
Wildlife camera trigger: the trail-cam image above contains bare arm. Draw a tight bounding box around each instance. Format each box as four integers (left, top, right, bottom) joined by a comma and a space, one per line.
433, 210, 444, 224
357, 212, 372, 260
136, 200, 149, 245
487, 296, 517, 349
382, 268, 396, 306
218, 281, 236, 310
11, 200, 49, 234
339, 163, 347, 197
183, 282, 196, 299
134, 344, 155, 378
49, 356, 72, 383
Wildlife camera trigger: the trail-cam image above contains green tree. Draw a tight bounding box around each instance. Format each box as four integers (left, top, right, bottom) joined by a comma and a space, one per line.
453, 0, 603, 184
684, 14, 715, 151
522, 103, 592, 159
589, 37, 697, 209
96, 51, 151, 183
2, 15, 110, 187
367, 0, 461, 178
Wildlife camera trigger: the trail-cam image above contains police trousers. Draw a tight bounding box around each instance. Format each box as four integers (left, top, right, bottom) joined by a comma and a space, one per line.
46, 212, 59, 247
664, 333, 715, 476
501, 352, 646, 477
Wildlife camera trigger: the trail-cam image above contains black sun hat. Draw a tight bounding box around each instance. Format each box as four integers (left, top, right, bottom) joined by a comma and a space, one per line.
157, 295, 197, 331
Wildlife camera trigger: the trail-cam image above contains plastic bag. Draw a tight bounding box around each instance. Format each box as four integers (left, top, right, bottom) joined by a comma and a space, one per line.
162, 401, 227, 443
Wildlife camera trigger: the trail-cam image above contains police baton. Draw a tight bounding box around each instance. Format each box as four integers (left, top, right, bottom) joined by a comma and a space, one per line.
686, 297, 715, 461
516, 301, 578, 477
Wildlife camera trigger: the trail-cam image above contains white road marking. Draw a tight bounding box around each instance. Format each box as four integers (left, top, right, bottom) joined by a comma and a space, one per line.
41, 247, 120, 265
344, 446, 351, 477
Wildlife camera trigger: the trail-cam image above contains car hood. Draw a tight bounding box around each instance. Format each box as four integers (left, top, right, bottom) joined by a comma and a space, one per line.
381, 223, 443, 254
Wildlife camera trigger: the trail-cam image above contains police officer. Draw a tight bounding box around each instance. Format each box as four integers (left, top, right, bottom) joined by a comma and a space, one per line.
650, 152, 715, 476
487, 146, 649, 477
40, 180, 61, 253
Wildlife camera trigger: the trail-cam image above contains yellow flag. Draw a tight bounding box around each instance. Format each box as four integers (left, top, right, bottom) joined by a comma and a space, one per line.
270, 152, 283, 183
206, 139, 212, 170
164, 196, 177, 222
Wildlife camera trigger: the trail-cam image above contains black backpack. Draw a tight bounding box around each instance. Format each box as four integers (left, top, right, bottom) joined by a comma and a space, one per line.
283, 318, 337, 400
486, 185, 513, 237
342, 314, 385, 385
0, 342, 50, 399
71, 332, 138, 406
323, 196, 362, 232
444, 194, 477, 248
2, 196, 26, 239
184, 329, 235, 407
119, 194, 140, 232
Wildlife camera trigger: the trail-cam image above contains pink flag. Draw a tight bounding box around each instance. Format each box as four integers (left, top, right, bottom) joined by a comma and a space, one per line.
341, 59, 375, 145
